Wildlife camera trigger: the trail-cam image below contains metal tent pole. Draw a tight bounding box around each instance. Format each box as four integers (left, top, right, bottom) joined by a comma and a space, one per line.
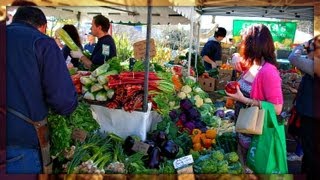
187, 7, 194, 76
143, 0, 152, 112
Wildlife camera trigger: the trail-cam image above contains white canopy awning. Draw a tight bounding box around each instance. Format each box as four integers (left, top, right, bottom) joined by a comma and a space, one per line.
7, 6, 194, 25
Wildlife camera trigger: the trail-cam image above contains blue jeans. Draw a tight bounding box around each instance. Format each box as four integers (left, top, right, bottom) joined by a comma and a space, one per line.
6, 146, 42, 174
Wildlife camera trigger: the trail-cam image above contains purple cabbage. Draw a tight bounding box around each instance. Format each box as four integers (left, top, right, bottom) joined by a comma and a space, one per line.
225, 111, 235, 120
180, 99, 193, 111
215, 109, 225, 118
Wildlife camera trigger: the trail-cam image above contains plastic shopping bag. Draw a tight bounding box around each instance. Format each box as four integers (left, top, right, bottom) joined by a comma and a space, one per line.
246, 101, 288, 174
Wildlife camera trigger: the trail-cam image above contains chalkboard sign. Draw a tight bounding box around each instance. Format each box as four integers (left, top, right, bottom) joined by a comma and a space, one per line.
233, 20, 297, 49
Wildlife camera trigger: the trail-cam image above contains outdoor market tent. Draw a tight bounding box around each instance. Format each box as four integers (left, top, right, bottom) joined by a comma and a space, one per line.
6, 6, 193, 25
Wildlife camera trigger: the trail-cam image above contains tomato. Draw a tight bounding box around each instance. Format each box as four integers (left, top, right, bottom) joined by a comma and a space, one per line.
225, 81, 240, 94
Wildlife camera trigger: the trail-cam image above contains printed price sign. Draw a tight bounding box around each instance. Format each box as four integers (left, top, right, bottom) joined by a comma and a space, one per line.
102, 44, 110, 56
131, 141, 150, 155
173, 155, 194, 169
72, 128, 87, 142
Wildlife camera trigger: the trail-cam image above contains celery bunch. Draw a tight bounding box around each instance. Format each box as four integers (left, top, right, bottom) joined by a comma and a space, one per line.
56, 28, 79, 51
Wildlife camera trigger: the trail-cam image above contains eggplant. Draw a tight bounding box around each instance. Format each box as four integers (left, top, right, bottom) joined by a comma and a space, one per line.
147, 147, 161, 169
151, 131, 168, 146
160, 140, 180, 159
123, 136, 136, 155
144, 139, 156, 155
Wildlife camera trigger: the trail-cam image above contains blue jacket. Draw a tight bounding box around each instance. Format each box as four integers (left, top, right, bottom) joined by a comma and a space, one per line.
296, 74, 314, 118
91, 35, 116, 65
7, 21, 78, 148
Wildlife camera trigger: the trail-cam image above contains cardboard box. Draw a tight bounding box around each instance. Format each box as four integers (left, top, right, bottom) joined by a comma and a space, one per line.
198, 77, 216, 92
133, 38, 156, 60
216, 69, 233, 90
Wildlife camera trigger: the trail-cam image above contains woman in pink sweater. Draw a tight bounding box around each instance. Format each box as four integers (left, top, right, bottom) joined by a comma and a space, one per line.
226, 24, 283, 172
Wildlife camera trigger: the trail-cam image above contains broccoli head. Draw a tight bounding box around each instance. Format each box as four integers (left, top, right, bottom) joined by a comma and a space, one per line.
211, 150, 224, 161
225, 152, 239, 163
217, 160, 229, 174
201, 159, 218, 174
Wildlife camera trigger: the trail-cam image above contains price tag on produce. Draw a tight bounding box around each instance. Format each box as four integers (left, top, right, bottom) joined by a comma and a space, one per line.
173, 155, 194, 169
72, 128, 87, 142
102, 44, 110, 56
131, 141, 150, 155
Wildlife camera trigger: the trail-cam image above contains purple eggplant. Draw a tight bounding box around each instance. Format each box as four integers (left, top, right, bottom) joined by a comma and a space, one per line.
152, 131, 168, 146
160, 140, 180, 159
147, 146, 161, 169
123, 136, 136, 155
144, 140, 156, 155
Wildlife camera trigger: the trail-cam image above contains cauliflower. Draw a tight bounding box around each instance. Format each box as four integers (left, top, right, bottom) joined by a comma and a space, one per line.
204, 98, 212, 103
193, 87, 203, 93
211, 150, 224, 161
194, 95, 201, 101
169, 101, 175, 108
186, 76, 196, 83
225, 152, 239, 163
195, 98, 204, 108
178, 92, 187, 99
181, 85, 192, 94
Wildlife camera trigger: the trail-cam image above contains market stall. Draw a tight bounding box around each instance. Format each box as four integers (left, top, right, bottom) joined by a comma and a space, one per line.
3, 0, 319, 177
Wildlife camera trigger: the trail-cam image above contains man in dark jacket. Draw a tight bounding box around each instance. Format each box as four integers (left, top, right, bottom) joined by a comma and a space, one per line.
6, 6, 78, 173
201, 27, 227, 71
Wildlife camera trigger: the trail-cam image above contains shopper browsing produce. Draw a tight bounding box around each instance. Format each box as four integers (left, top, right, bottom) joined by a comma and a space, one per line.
225, 24, 284, 173
71, 15, 117, 70
6, 6, 78, 173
